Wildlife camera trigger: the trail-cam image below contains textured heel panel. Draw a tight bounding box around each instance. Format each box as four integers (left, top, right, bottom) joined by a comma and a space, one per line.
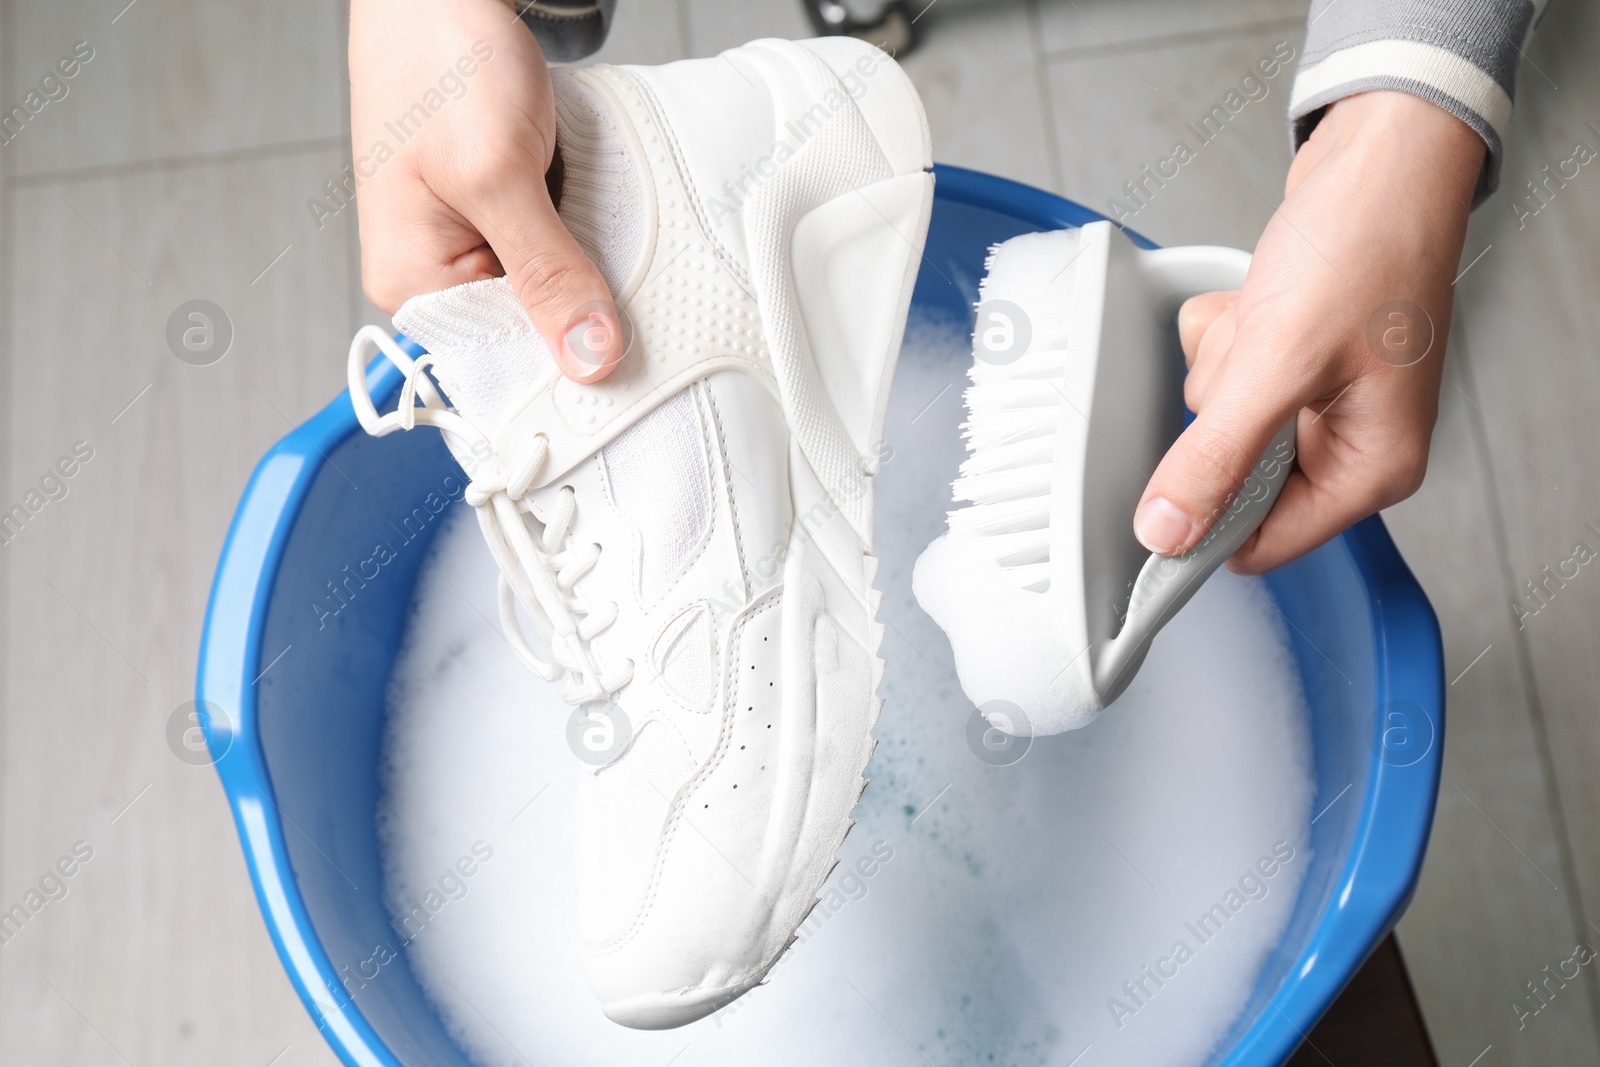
791, 171, 933, 463
790, 36, 932, 174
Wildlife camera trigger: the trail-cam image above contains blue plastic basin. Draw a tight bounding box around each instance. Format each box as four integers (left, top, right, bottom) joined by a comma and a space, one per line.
198, 164, 1444, 1067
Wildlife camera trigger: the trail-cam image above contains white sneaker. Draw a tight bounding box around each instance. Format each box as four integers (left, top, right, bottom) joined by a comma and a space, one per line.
348, 37, 932, 1028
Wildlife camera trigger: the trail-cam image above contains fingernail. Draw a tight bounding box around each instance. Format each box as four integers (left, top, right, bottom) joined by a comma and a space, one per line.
563, 306, 623, 373
1135, 497, 1196, 555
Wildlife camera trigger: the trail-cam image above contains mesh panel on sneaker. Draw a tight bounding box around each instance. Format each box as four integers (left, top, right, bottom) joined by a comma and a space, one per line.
554, 72, 647, 297
602, 387, 715, 606
389, 73, 649, 433
392, 278, 553, 430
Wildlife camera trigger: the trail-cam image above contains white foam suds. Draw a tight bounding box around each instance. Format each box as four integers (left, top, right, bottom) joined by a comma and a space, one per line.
377, 321, 1315, 1067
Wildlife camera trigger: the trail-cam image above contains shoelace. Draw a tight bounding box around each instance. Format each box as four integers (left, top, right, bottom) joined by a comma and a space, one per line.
348, 326, 634, 704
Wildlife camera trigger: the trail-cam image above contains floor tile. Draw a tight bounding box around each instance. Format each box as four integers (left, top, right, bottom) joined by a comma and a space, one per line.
902, 0, 1060, 191
3, 0, 347, 177
681, 0, 813, 58
1372, 3, 1600, 1059
1036, 0, 1304, 56
1, 147, 358, 1067
585, 0, 692, 66
1386, 355, 1600, 1067
1044, 24, 1304, 247
1433, 6, 1600, 1062
1441, 0, 1600, 973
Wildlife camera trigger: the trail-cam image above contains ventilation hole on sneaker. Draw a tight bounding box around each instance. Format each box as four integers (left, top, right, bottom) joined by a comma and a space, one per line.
733, 784, 738, 789
740, 745, 745, 750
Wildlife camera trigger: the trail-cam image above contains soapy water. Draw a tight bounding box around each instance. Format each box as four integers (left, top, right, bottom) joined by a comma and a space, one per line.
378, 321, 1315, 1067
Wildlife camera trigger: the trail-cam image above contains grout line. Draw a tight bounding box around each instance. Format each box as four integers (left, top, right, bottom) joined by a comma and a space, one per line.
7, 135, 349, 189
1041, 15, 1304, 64
45, 177, 151, 284
1062, 0, 1158, 89
1503, 21, 1600, 1060
1451, 296, 1600, 1037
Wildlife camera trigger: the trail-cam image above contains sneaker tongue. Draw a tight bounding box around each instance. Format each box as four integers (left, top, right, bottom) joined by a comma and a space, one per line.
390, 70, 647, 435
391, 278, 554, 433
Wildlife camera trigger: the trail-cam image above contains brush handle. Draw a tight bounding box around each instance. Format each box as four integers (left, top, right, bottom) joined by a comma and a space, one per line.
1090, 243, 1297, 705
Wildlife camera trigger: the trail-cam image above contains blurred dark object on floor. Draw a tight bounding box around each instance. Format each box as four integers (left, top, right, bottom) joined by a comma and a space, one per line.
517, 0, 616, 61
1287, 934, 1440, 1066
802, 0, 917, 55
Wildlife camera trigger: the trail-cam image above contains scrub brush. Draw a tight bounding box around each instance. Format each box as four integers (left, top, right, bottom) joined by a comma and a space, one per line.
912, 222, 1295, 736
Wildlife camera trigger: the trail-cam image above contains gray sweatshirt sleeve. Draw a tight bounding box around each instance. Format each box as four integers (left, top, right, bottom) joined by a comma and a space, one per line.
1289, 0, 1545, 203
515, 0, 617, 63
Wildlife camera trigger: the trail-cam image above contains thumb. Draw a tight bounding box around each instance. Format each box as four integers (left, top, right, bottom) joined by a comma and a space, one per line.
1134, 374, 1297, 556
447, 163, 623, 383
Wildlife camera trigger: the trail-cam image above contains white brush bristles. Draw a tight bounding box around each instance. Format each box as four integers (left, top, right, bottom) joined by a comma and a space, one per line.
945, 229, 1087, 587
912, 228, 1104, 736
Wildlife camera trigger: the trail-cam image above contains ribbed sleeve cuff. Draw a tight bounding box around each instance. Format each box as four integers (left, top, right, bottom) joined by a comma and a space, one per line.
1289, 0, 1541, 205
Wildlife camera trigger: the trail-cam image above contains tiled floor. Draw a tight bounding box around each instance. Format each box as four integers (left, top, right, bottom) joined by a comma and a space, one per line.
2, 0, 1597, 1063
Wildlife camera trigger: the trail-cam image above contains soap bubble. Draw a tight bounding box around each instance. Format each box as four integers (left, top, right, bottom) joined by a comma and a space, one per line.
966, 700, 1033, 766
